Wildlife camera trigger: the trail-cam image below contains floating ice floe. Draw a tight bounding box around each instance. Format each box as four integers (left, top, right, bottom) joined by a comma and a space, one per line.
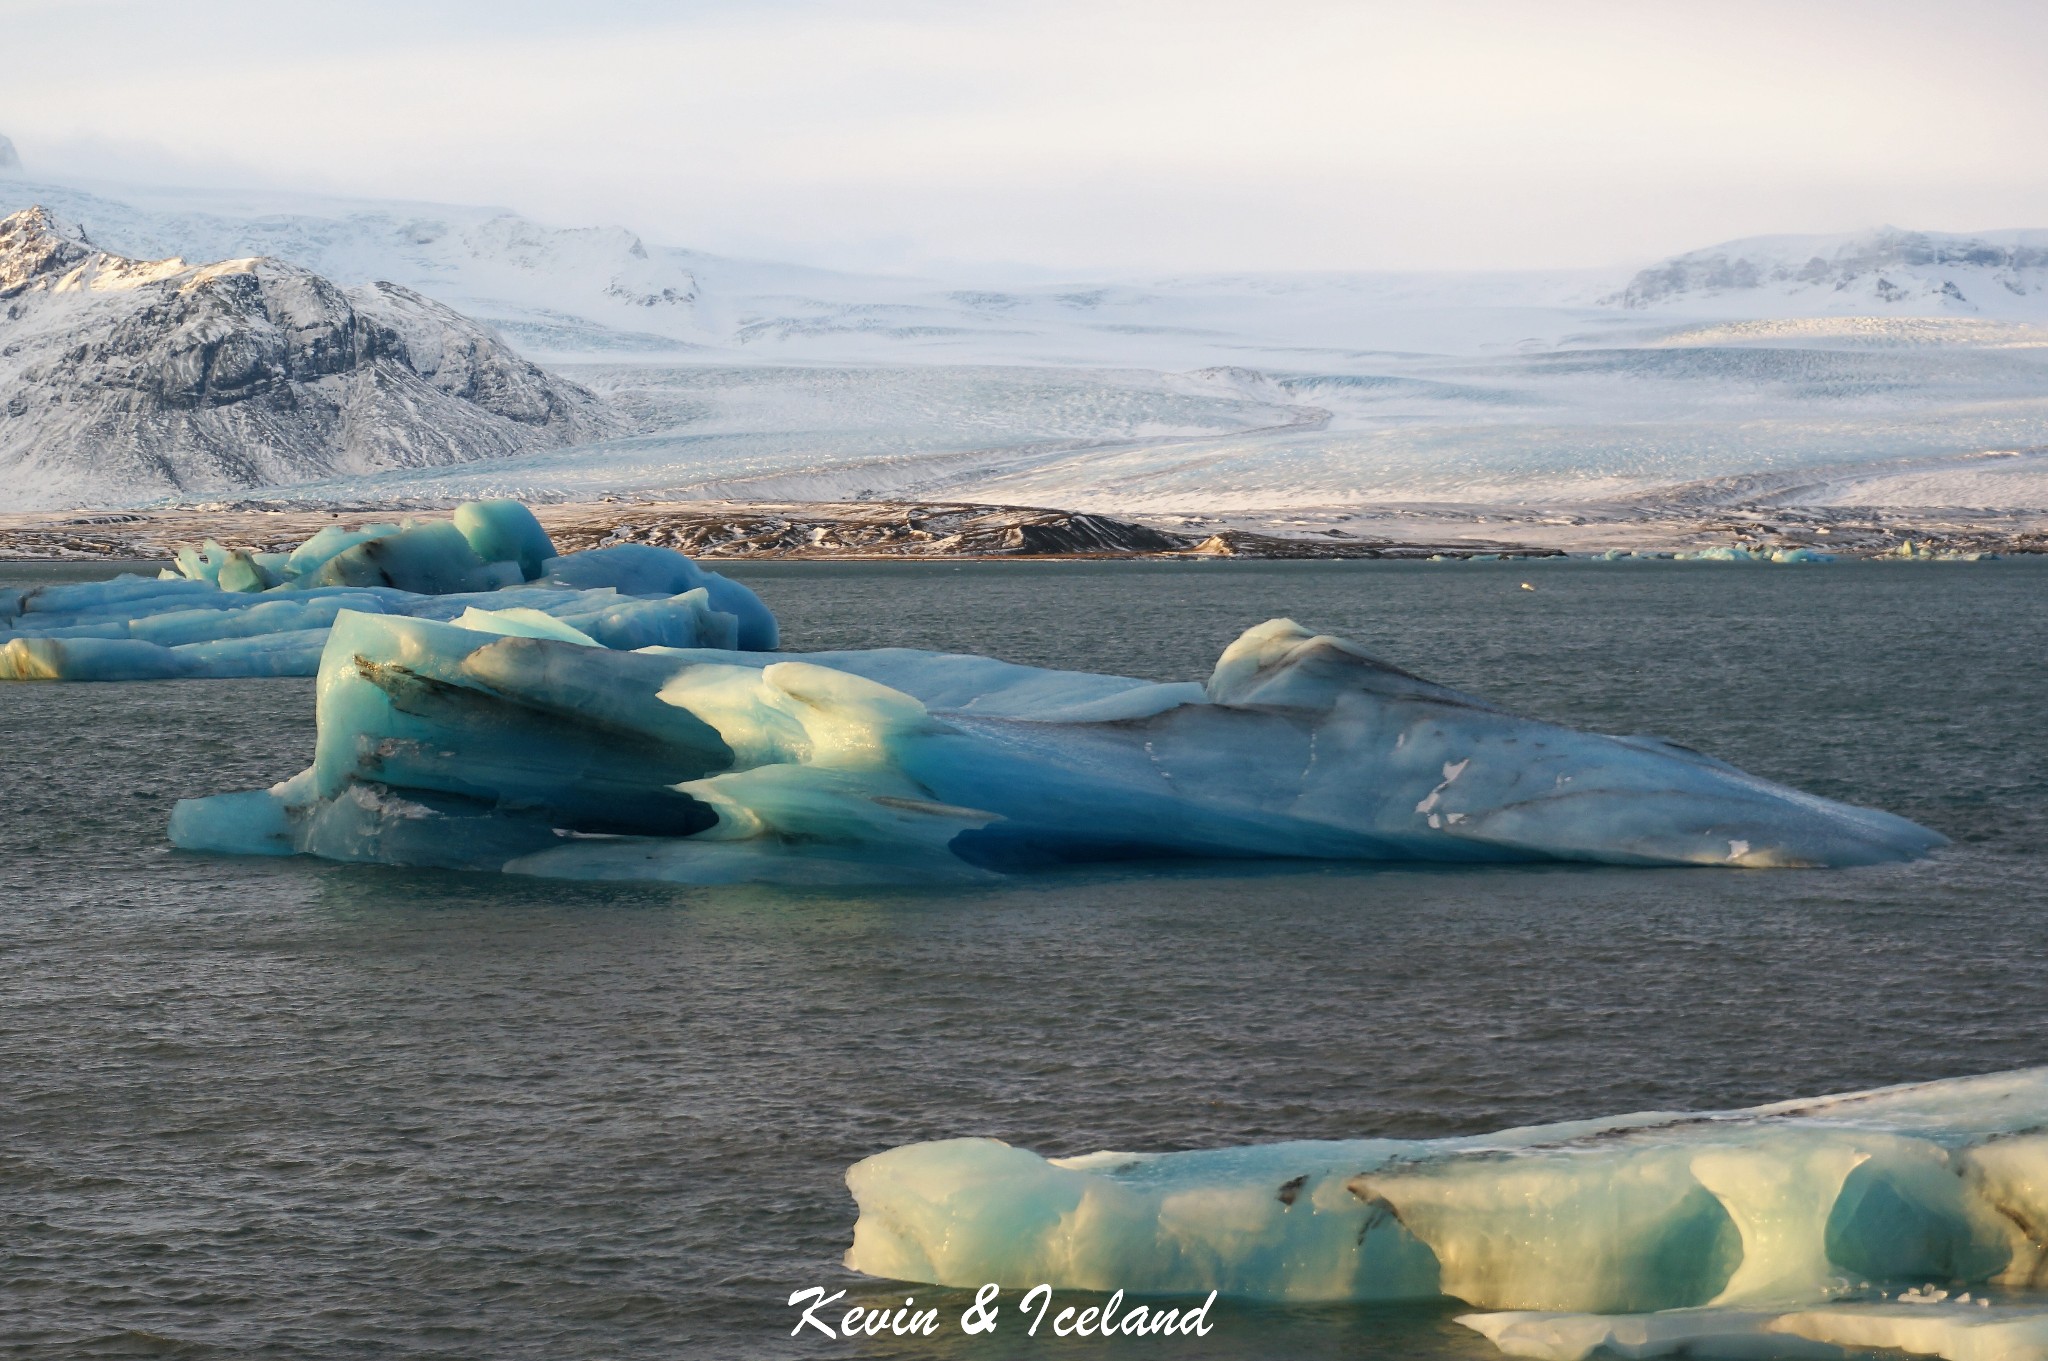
167, 613, 1942, 881
1660, 546, 1838, 563
1593, 546, 1842, 563
0, 500, 776, 680
842, 1068, 2048, 1361
1891, 540, 2001, 562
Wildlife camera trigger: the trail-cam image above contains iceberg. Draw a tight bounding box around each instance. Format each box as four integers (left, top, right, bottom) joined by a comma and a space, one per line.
167, 613, 1943, 880
0, 499, 776, 680
841, 1069, 2048, 1349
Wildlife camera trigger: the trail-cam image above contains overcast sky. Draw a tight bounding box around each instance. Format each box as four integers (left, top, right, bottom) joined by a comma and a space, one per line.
5, 0, 2047, 273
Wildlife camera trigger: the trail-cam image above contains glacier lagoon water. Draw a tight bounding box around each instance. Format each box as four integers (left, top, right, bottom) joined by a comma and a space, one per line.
4, 556, 2048, 1360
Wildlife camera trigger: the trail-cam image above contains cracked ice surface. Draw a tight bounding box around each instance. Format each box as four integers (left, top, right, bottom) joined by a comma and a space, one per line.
0, 499, 775, 680
166, 613, 1940, 880
844, 1069, 2048, 1361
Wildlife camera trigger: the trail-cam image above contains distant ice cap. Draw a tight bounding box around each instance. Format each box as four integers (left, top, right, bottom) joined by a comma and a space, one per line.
0, 135, 19, 174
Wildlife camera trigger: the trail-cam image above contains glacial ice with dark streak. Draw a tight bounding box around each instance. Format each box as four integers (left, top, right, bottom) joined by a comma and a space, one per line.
843, 1069, 2048, 1361
165, 606, 1942, 879
0, 500, 776, 680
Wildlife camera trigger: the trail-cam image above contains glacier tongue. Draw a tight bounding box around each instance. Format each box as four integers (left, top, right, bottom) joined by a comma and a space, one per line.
841, 1070, 2048, 1323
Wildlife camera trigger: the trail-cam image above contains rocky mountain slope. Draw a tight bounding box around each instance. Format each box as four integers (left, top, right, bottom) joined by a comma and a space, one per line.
0, 207, 621, 508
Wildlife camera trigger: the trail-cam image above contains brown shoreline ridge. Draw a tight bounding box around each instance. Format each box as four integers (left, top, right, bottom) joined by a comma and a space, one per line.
0, 499, 1562, 562
3, 497, 2046, 563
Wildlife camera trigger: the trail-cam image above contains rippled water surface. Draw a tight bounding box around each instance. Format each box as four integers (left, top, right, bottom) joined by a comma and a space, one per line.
4, 558, 2046, 1359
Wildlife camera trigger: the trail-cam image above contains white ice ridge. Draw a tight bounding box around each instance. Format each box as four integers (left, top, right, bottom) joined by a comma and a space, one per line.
165, 613, 1942, 879
0, 500, 776, 680
841, 1071, 2048, 1341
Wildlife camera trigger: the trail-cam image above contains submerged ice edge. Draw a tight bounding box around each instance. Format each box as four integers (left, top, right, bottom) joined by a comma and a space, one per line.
0, 498, 777, 680
1461, 1299, 2048, 1361
164, 604, 1944, 884
842, 1069, 2048, 1327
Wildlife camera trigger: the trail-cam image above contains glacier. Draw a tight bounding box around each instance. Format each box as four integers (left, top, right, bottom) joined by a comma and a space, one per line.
0, 499, 775, 680
8, 158, 2048, 520
165, 609, 1941, 879
842, 1068, 2048, 1361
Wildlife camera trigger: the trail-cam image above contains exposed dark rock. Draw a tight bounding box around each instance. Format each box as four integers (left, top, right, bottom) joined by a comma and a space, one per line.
545, 501, 1200, 558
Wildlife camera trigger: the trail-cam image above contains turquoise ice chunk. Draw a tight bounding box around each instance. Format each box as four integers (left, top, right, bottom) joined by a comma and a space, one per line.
129, 596, 378, 647
3, 501, 775, 680
449, 606, 601, 646
540, 543, 777, 649
452, 500, 558, 582
215, 549, 278, 593
842, 1068, 2048, 1322
176, 629, 336, 678
309, 519, 500, 593
0, 636, 194, 680
282, 523, 402, 582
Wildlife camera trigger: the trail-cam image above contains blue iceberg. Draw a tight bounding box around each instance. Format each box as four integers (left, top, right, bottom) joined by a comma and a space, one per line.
1, 499, 775, 680
842, 1068, 2048, 1361
166, 613, 1942, 879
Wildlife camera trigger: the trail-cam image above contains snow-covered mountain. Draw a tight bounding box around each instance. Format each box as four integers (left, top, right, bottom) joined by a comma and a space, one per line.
1613, 228, 2048, 314
0, 207, 619, 508
0, 177, 714, 358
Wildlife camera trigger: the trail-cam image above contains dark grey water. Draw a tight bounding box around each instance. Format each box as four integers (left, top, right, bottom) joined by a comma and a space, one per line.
4, 558, 2046, 1360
